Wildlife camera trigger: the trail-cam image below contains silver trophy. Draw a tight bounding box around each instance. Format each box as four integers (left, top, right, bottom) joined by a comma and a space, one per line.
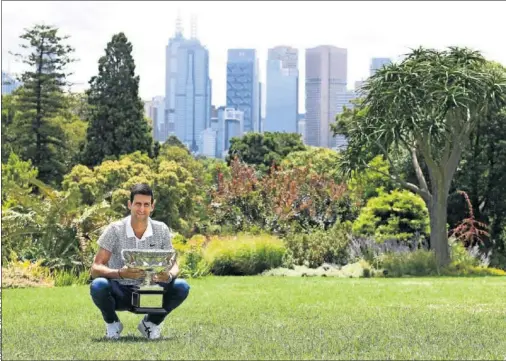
121, 248, 177, 288
121, 248, 177, 314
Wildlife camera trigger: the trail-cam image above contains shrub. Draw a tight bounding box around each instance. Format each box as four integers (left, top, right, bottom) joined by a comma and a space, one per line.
203, 234, 285, 275
378, 249, 439, 277
2, 257, 54, 288
346, 235, 426, 267
442, 265, 506, 277
352, 190, 430, 244
449, 237, 481, 268
373, 242, 506, 278
52, 268, 90, 287
283, 222, 352, 268
172, 233, 211, 279
178, 247, 211, 279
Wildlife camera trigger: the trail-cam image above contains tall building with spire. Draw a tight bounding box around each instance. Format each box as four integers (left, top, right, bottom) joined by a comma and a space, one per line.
165, 13, 212, 152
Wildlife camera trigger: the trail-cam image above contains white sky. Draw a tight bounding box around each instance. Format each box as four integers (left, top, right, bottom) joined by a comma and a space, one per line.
2, 1, 506, 113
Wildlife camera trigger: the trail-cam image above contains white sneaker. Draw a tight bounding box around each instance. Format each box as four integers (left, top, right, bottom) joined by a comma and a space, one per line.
137, 318, 162, 339
105, 321, 123, 340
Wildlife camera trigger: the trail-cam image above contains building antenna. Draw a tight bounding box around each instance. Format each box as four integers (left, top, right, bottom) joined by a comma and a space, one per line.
175, 9, 183, 36
190, 13, 197, 40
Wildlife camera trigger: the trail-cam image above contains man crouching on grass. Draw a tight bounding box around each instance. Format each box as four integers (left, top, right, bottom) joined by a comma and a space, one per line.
89, 183, 190, 340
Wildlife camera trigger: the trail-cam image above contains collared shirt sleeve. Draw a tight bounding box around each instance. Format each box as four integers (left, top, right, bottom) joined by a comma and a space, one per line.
97, 224, 117, 253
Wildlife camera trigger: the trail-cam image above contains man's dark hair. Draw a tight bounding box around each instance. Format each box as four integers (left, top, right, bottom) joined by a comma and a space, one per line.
130, 183, 154, 203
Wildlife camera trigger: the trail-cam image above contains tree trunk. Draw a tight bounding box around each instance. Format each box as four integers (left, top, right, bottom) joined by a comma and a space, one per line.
429, 188, 451, 267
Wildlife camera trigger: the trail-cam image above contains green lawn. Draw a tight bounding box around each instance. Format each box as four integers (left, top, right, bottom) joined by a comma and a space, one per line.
2, 276, 506, 360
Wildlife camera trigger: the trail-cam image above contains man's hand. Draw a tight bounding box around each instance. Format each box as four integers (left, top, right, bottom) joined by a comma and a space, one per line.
151, 262, 179, 283
152, 271, 173, 283
119, 267, 146, 280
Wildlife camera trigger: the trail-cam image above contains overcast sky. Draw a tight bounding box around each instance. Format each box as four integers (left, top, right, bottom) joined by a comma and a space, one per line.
2, 1, 506, 113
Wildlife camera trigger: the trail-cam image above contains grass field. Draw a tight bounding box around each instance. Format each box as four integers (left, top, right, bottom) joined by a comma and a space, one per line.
2, 276, 506, 360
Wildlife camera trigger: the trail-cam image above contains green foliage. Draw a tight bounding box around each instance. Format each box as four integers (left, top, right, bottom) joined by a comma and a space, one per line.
348, 155, 394, 203
378, 250, 439, 277
179, 249, 211, 279
7, 24, 75, 185
163, 135, 189, 152
177, 236, 211, 279
82, 32, 153, 166
1, 94, 20, 163
159, 145, 204, 179
352, 190, 430, 244
282, 222, 352, 268
204, 234, 286, 275
2, 165, 115, 271
281, 147, 342, 182
63, 152, 154, 206
154, 160, 198, 234
52, 268, 90, 287
53, 92, 90, 169
226, 132, 306, 173
2, 152, 38, 205
450, 98, 506, 255
1, 154, 41, 262
448, 238, 480, 268
372, 239, 505, 277
63, 151, 200, 235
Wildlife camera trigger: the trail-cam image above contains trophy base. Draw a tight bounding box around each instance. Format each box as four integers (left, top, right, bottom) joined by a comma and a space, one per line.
130, 289, 167, 315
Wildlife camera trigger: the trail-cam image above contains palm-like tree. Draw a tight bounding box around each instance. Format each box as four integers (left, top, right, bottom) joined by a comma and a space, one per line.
336, 47, 506, 266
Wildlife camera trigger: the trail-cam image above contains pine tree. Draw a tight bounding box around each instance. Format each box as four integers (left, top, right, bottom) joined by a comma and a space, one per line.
8, 24, 75, 185
82, 32, 153, 166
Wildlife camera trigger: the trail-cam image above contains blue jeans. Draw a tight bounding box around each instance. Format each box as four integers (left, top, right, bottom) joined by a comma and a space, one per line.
90, 278, 190, 325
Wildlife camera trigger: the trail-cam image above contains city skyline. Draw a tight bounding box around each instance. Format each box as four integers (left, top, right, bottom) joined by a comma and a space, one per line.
3, 1, 506, 113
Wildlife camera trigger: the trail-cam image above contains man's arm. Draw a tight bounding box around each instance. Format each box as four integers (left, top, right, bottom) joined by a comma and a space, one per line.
90, 248, 121, 279
169, 261, 179, 278
91, 247, 146, 280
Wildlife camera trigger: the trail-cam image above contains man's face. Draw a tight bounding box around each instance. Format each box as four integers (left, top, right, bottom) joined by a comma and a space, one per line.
128, 194, 154, 221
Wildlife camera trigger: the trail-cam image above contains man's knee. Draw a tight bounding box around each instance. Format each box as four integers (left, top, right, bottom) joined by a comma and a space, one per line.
90, 277, 111, 297
172, 279, 190, 299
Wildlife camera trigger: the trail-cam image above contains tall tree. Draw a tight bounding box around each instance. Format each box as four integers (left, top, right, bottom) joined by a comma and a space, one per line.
8, 24, 75, 184
82, 32, 152, 166
334, 47, 506, 266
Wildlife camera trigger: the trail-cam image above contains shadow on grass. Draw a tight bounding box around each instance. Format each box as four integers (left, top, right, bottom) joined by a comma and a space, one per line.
92, 334, 176, 343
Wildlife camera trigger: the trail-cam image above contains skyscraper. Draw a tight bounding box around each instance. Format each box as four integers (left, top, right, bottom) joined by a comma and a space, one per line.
265, 46, 299, 133
144, 96, 166, 143
165, 15, 211, 151
226, 49, 260, 133
370, 57, 392, 76
305, 46, 347, 148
